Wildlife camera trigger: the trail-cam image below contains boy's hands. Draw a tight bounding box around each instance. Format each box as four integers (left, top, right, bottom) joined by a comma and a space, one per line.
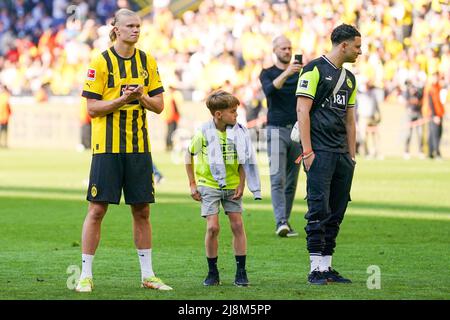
232, 183, 244, 200
190, 182, 201, 201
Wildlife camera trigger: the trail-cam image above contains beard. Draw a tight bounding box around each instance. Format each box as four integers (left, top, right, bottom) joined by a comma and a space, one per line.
278, 55, 291, 64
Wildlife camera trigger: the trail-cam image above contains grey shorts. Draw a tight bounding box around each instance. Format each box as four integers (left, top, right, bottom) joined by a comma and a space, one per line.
197, 185, 243, 217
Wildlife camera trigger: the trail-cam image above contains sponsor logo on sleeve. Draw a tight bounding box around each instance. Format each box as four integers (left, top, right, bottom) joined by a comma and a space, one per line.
299, 79, 309, 89
87, 69, 96, 81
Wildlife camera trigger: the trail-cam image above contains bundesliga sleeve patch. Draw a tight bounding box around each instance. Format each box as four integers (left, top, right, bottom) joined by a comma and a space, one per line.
86, 69, 96, 81
299, 79, 309, 89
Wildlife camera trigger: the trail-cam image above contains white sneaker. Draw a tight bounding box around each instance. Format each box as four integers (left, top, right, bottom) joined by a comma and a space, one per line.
275, 224, 289, 237
286, 229, 299, 237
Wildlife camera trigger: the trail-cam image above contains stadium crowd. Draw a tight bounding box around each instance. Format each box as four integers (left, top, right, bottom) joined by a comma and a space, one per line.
0, 0, 448, 156
0, 0, 448, 97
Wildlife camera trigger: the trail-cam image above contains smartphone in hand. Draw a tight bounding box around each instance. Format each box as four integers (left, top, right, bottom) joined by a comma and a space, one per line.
295, 54, 303, 64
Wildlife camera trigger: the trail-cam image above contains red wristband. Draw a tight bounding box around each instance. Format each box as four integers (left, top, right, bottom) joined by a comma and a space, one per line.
295, 150, 314, 164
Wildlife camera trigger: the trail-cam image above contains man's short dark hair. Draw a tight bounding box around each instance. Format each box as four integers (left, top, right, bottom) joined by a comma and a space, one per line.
331, 24, 361, 46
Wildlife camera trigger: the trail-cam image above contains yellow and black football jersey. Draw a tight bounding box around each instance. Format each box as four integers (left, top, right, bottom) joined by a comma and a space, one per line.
82, 47, 164, 154
296, 55, 357, 153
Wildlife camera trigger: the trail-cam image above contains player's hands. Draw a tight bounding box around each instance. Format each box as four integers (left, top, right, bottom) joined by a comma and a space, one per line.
122, 85, 143, 103
132, 85, 144, 98
232, 183, 244, 200
190, 183, 201, 201
286, 61, 303, 76
303, 153, 315, 172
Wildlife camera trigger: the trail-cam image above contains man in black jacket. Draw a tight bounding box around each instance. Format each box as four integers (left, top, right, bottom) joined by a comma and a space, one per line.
260, 35, 302, 237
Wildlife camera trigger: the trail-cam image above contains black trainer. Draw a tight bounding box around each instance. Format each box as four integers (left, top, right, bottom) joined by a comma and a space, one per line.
234, 269, 249, 287
324, 268, 352, 283
307, 270, 328, 285
203, 271, 220, 286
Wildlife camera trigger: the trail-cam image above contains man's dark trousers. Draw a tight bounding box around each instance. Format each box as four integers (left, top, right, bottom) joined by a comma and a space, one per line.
304, 151, 355, 255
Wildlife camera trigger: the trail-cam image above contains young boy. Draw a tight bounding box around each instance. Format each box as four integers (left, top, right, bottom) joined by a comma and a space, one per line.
185, 90, 261, 287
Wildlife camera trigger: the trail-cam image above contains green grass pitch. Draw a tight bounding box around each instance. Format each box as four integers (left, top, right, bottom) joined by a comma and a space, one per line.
0, 149, 449, 300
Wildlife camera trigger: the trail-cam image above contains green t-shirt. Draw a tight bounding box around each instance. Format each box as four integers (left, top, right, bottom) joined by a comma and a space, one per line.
188, 129, 240, 189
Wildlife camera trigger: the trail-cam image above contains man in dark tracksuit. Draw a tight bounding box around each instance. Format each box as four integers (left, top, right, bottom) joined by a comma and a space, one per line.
296, 24, 361, 285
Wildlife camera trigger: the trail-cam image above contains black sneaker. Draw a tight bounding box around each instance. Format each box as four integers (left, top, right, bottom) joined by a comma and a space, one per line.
324, 268, 352, 283
234, 269, 249, 287
286, 223, 299, 237
203, 271, 220, 286
307, 270, 328, 285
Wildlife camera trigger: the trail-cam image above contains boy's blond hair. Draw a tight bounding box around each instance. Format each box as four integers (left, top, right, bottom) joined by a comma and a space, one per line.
206, 90, 240, 116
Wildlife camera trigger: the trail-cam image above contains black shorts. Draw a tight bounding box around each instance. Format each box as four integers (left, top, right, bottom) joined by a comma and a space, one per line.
87, 153, 155, 205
